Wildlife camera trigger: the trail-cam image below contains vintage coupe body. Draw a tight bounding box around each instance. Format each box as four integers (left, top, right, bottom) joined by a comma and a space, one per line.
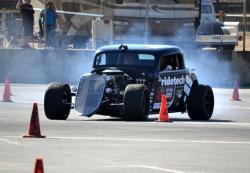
44, 44, 214, 121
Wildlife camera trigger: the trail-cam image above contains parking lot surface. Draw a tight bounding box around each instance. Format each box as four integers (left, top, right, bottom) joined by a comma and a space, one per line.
0, 84, 250, 173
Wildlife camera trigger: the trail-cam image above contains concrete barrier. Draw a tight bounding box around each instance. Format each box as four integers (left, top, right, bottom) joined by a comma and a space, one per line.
232, 51, 250, 86
0, 48, 95, 84
186, 50, 250, 86
0, 48, 249, 86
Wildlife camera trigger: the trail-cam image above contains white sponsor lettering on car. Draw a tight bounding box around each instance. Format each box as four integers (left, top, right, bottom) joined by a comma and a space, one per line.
159, 75, 185, 86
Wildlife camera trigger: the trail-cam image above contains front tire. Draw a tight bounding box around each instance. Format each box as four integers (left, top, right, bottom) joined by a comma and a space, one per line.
44, 83, 72, 120
187, 85, 214, 120
123, 84, 150, 121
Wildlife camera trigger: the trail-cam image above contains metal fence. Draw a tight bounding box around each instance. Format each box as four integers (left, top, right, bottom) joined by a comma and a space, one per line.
214, 1, 250, 14
225, 14, 250, 32
0, 9, 22, 48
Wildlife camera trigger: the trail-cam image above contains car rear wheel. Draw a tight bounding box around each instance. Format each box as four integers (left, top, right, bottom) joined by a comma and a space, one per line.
123, 84, 150, 121
187, 84, 214, 120
44, 82, 72, 120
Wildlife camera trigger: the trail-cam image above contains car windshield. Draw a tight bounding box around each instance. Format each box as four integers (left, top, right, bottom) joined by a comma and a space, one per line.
95, 52, 155, 67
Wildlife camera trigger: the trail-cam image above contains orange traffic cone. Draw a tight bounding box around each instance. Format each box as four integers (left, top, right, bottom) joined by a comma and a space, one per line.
23, 103, 45, 138
2, 75, 12, 102
157, 94, 170, 122
33, 158, 44, 173
231, 80, 241, 101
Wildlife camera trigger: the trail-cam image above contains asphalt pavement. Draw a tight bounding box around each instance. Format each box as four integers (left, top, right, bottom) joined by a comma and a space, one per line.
0, 84, 250, 173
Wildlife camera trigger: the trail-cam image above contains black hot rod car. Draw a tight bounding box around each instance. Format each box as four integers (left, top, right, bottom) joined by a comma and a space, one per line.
44, 44, 214, 121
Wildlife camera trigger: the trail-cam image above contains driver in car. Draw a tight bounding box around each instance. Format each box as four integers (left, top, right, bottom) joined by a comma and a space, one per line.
160, 58, 173, 71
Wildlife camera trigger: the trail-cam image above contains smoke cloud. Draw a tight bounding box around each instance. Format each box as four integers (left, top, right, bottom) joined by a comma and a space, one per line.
0, 49, 94, 85
185, 50, 239, 87
106, 22, 238, 87
1, 20, 245, 89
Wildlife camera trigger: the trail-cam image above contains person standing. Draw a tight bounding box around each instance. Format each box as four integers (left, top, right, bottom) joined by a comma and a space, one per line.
40, 1, 57, 47
16, 0, 34, 48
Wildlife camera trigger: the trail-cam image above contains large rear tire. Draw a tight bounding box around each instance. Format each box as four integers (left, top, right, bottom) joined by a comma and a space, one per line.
44, 83, 72, 120
187, 85, 214, 120
123, 84, 150, 121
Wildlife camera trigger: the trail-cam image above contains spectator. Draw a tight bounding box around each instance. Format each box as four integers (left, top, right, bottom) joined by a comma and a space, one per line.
16, 0, 34, 48
218, 10, 225, 22
40, 1, 57, 47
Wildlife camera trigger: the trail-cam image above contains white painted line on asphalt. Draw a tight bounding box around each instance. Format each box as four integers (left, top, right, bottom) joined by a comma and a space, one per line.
0, 138, 20, 145
131, 165, 186, 173
108, 165, 186, 173
0, 103, 33, 108
133, 165, 185, 173
47, 136, 250, 145
215, 106, 250, 110
4, 135, 250, 144
174, 121, 250, 127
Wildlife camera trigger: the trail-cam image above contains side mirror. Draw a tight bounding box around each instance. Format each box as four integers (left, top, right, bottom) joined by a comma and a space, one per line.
116, 0, 123, 4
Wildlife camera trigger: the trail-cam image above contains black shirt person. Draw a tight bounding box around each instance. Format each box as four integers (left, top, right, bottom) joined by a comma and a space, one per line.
16, 0, 34, 48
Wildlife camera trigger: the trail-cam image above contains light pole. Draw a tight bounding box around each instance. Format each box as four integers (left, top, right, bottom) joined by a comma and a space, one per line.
243, 0, 246, 52
44, 0, 47, 48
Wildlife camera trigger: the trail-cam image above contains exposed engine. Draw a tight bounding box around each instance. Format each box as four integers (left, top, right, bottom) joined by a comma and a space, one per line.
103, 74, 134, 104
91, 69, 150, 116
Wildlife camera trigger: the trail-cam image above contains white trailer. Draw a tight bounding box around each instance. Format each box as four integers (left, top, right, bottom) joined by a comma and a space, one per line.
195, 0, 240, 50
37, 0, 240, 50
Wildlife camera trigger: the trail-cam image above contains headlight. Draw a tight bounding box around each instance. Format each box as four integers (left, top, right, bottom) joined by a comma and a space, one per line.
106, 88, 112, 94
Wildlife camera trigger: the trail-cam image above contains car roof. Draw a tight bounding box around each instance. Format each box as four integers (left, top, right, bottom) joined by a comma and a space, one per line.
95, 44, 183, 56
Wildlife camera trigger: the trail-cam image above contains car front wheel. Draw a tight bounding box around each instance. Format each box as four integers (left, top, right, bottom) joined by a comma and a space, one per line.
44, 82, 72, 120
123, 84, 150, 121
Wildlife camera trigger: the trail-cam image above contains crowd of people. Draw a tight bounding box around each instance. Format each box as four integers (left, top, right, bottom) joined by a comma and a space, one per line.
16, 0, 59, 48
0, 0, 92, 49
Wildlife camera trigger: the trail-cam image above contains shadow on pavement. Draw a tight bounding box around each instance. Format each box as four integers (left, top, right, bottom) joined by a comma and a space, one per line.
67, 116, 235, 123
